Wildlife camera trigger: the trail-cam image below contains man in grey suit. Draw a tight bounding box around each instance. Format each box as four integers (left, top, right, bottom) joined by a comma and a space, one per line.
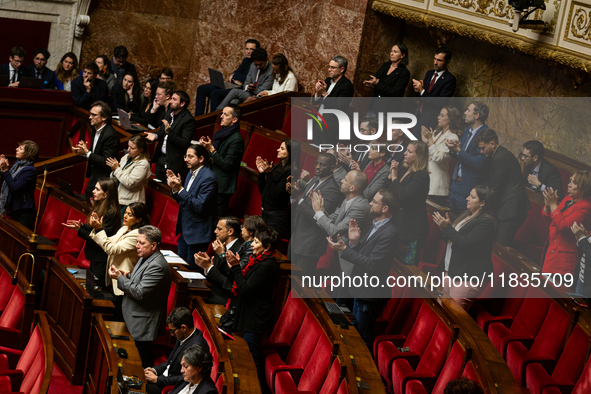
216, 48, 274, 109
109, 225, 172, 368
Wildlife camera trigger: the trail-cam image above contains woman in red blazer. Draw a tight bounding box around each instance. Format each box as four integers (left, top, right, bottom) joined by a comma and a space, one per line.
542, 170, 591, 276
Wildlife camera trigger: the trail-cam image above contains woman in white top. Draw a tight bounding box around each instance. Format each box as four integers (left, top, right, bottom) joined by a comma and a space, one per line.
421, 106, 462, 207
106, 134, 151, 217
248, 53, 297, 101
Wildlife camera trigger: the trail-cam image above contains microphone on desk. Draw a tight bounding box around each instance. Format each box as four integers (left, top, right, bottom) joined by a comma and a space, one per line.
30, 164, 48, 243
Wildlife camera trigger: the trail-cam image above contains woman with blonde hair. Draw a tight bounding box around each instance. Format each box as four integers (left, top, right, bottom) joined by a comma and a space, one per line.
54, 52, 80, 91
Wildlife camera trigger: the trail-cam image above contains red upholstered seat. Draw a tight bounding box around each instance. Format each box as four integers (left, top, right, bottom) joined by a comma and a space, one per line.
462, 362, 480, 385
375, 303, 439, 390
487, 290, 552, 358
525, 324, 590, 394
275, 356, 342, 394
54, 209, 87, 260
506, 302, 571, 386
36, 195, 70, 243
514, 200, 549, 263
0, 287, 24, 347
215, 374, 225, 393
391, 320, 452, 394
229, 176, 262, 218
374, 286, 405, 338
265, 293, 308, 353
242, 133, 282, 169
156, 200, 180, 253
405, 341, 466, 394
418, 221, 446, 275
0, 271, 13, 314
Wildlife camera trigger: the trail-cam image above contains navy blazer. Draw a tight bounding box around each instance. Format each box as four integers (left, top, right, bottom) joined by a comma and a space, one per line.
173, 166, 218, 245
420, 70, 456, 98
71, 77, 109, 110
450, 124, 490, 199
414, 70, 457, 135
24, 65, 55, 89
0, 63, 26, 85
0, 164, 37, 212
524, 158, 563, 199
341, 218, 399, 299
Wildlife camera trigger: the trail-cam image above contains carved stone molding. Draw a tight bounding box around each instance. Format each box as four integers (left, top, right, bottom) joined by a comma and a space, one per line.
428, 27, 457, 45
373, 0, 591, 74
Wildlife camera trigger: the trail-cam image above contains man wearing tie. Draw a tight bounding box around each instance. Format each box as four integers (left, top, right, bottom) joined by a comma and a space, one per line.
109, 225, 172, 368
168, 144, 218, 269
446, 101, 490, 215
327, 188, 399, 349
25, 48, 55, 89
0, 46, 26, 87
521, 140, 563, 200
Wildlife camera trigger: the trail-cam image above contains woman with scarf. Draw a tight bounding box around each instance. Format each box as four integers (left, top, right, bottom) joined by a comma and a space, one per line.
225, 227, 279, 388
0, 140, 39, 230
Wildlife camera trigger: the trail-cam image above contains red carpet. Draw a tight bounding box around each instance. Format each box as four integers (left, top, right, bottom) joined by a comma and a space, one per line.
48, 363, 82, 394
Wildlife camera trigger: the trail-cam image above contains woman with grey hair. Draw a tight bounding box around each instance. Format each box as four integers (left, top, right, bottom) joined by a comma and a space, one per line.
169, 345, 217, 394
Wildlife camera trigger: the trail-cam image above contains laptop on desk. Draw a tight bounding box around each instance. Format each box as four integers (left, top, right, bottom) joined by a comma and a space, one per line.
0, 75, 9, 86
117, 109, 144, 131
18, 77, 44, 89
208, 68, 240, 90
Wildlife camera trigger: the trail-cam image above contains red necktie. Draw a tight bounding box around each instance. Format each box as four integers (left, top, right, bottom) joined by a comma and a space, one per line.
427, 72, 438, 93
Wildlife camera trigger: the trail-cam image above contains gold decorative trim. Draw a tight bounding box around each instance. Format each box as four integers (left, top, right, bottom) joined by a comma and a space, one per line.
373, 0, 591, 74
564, 2, 591, 49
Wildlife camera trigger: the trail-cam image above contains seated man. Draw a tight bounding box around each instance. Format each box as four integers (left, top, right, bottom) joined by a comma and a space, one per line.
521, 140, 563, 199
109, 45, 137, 82
216, 48, 274, 110
159, 67, 173, 83
25, 48, 55, 89
194, 38, 260, 116
0, 46, 26, 87
71, 61, 109, 110
144, 307, 208, 394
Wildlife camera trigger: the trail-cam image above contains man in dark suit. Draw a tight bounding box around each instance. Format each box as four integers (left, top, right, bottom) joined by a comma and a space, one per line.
328, 188, 399, 349
476, 129, 531, 247
289, 152, 344, 277
109, 45, 137, 83
312, 55, 354, 145
71, 61, 109, 110
338, 117, 379, 172
168, 144, 218, 268
412, 47, 456, 138
25, 48, 55, 89
109, 225, 172, 368
521, 140, 563, 200
144, 307, 208, 394
447, 101, 490, 215
0, 46, 26, 87
199, 103, 244, 216
194, 217, 243, 305
147, 90, 197, 182
71, 101, 119, 202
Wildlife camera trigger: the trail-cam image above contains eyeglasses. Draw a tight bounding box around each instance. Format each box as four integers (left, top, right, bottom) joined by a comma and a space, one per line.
520, 153, 532, 159
371, 199, 385, 206
169, 327, 179, 335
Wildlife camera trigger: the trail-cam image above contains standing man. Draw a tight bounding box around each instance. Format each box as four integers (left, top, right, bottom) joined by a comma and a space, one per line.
0, 46, 26, 87
108, 225, 171, 368
412, 47, 456, 138
327, 188, 399, 349
110, 45, 137, 82
199, 104, 244, 216
312, 55, 354, 145
72, 101, 119, 202
71, 62, 109, 110
194, 217, 243, 305
521, 140, 563, 199
25, 48, 55, 89
146, 90, 196, 182
216, 48, 274, 109
167, 144, 217, 268
144, 307, 208, 394
194, 39, 260, 116
476, 129, 530, 246
447, 101, 490, 215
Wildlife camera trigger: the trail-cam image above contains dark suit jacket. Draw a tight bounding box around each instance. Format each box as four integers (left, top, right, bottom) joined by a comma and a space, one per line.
118, 250, 171, 341
230, 254, 279, 334
109, 59, 137, 82
0, 63, 26, 85
86, 124, 120, 183
71, 77, 109, 110
0, 164, 36, 212
390, 168, 430, 242
24, 65, 55, 89
313, 76, 354, 144
420, 70, 456, 98
290, 176, 343, 257
211, 126, 244, 194
153, 108, 196, 178
205, 239, 243, 305
169, 376, 217, 394
415, 70, 457, 134
575, 236, 591, 297
172, 166, 218, 245
489, 146, 531, 221
373, 63, 410, 98
153, 328, 208, 388
439, 214, 495, 279
524, 158, 563, 199
450, 124, 490, 199
111, 83, 142, 113
341, 218, 398, 299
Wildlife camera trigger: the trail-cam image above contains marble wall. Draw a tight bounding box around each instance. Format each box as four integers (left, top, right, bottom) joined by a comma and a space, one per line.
80, 0, 370, 114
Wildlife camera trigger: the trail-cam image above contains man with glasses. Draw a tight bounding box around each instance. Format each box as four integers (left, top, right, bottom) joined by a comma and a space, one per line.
521, 140, 563, 199
25, 48, 55, 89
72, 101, 119, 201
109, 45, 137, 82
312, 55, 354, 145
0, 46, 26, 87
144, 307, 207, 394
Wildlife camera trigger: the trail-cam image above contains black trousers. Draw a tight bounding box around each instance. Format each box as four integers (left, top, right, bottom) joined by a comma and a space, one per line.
497, 213, 527, 247
261, 209, 290, 240
135, 340, 154, 368
10, 208, 36, 230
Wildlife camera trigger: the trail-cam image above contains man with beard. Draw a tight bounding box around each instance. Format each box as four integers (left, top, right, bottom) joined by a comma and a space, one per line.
25, 48, 55, 89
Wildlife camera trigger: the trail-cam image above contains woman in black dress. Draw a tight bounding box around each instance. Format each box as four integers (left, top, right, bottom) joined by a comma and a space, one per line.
111, 72, 142, 114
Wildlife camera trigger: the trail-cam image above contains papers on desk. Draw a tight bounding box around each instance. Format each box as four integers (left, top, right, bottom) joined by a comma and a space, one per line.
178, 271, 206, 281
161, 250, 187, 265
